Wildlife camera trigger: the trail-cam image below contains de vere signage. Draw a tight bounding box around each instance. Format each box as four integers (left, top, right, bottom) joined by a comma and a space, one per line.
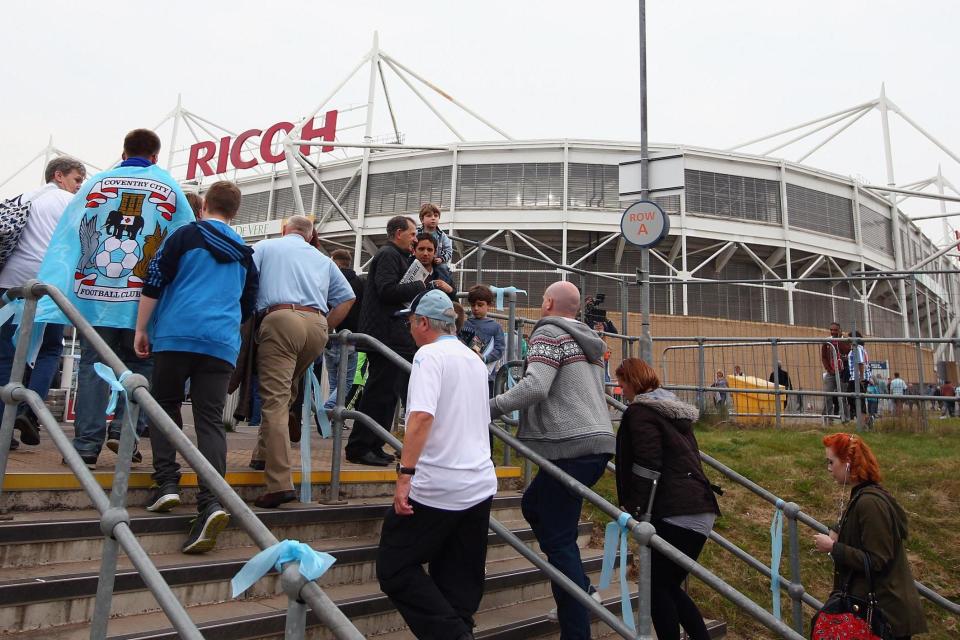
187, 110, 339, 180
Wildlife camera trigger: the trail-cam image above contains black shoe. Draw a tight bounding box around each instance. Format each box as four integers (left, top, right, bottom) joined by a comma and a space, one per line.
106, 437, 143, 464
14, 413, 39, 446
373, 449, 394, 461
182, 503, 229, 554
145, 484, 181, 513
63, 453, 97, 470
249, 459, 265, 471
346, 451, 390, 467
254, 490, 298, 509
105, 430, 120, 452
8, 437, 19, 451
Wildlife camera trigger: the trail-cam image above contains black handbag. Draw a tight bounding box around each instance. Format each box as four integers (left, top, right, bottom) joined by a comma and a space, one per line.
811, 553, 895, 640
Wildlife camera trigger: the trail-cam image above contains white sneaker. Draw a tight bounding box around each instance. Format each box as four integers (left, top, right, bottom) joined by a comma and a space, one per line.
546, 586, 602, 621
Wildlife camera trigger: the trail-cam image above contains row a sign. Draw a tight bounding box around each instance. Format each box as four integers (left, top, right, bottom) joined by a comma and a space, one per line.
620, 200, 670, 248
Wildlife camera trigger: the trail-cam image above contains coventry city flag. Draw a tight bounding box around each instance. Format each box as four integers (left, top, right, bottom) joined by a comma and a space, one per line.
34, 161, 193, 329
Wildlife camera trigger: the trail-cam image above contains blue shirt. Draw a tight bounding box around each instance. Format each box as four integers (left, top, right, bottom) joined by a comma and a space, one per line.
252, 234, 355, 312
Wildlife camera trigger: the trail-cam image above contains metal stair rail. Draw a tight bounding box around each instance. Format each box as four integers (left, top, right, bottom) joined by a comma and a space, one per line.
603, 392, 960, 633
0, 281, 364, 640
327, 330, 805, 640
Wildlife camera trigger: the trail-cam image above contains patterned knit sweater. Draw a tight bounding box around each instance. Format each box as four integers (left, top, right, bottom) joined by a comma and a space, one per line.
491, 316, 615, 460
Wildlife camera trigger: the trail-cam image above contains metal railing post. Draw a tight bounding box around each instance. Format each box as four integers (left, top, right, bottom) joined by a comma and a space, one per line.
324, 330, 352, 505
772, 338, 781, 429
504, 290, 517, 467
911, 275, 929, 431
620, 278, 630, 362
0, 289, 38, 508
281, 564, 308, 639
90, 394, 144, 639
476, 245, 485, 285
847, 286, 863, 430
637, 534, 654, 639
696, 337, 705, 413
784, 502, 804, 634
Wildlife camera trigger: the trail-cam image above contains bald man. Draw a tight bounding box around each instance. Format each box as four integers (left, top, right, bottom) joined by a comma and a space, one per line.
490, 280, 614, 638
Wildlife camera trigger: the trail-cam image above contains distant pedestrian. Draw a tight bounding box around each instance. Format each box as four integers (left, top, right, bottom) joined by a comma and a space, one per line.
322, 249, 364, 412
822, 321, 851, 421
768, 362, 792, 410
939, 379, 955, 418
889, 372, 907, 417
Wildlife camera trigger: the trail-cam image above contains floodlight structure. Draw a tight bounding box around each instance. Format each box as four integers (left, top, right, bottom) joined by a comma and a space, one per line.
727, 84, 960, 338
0, 135, 102, 192
278, 32, 513, 268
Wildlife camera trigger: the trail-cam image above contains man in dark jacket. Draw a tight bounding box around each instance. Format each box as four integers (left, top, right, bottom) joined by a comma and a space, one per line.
346, 216, 429, 466
322, 249, 364, 411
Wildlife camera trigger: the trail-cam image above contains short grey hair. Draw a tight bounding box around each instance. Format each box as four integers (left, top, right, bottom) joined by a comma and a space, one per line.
44, 156, 86, 183
417, 315, 456, 335
285, 215, 315, 239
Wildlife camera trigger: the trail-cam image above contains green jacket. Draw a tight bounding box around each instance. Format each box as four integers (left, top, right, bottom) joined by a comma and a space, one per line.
830, 483, 927, 637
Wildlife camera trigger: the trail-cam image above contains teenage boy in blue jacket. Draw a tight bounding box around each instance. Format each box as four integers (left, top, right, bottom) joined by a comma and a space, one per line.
133, 181, 258, 554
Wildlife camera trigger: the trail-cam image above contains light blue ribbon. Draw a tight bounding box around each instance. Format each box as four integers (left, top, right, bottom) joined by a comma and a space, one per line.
230, 539, 336, 598
0, 292, 16, 327
770, 498, 785, 620
93, 364, 138, 448
489, 285, 527, 310
599, 511, 636, 631
299, 368, 325, 504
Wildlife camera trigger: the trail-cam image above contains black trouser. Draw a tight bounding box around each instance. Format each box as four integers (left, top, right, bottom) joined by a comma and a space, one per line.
650, 519, 711, 640
149, 351, 233, 513
377, 496, 493, 640
846, 379, 868, 421
346, 350, 410, 459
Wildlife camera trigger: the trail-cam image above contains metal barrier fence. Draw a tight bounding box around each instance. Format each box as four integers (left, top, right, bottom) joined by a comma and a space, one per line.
0, 281, 364, 640
655, 335, 960, 431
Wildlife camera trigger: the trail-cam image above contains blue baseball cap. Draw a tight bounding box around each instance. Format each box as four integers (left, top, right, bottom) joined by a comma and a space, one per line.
396, 288, 457, 324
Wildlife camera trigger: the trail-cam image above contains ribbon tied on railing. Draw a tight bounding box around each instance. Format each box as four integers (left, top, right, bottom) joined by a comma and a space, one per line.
489, 285, 527, 310
300, 367, 326, 504
599, 511, 636, 631
770, 498, 785, 620
230, 539, 336, 598
93, 363, 137, 439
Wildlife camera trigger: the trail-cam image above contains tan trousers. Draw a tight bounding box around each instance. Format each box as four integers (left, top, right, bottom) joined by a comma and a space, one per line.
254, 310, 328, 493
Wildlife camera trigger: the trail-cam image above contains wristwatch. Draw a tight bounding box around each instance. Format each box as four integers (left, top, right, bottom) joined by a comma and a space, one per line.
396, 463, 416, 475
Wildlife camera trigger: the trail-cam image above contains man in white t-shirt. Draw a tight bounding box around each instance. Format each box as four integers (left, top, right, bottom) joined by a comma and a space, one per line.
0, 157, 85, 450
376, 288, 497, 640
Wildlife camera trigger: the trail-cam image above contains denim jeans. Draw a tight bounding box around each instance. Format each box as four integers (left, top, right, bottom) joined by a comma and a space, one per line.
72, 327, 153, 457
0, 319, 66, 418
521, 453, 610, 640
323, 341, 358, 410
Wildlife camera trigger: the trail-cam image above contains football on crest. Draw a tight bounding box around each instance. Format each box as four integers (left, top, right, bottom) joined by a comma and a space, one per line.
94, 237, 142, 279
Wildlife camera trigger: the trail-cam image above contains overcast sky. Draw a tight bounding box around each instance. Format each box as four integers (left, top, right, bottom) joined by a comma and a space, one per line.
2, 0, 958, 240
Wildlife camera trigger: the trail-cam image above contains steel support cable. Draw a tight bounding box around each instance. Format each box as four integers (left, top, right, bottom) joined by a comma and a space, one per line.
3, 283, 365, 640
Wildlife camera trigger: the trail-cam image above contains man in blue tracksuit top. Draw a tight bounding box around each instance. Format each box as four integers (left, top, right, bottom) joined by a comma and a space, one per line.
133, 181, 258, 554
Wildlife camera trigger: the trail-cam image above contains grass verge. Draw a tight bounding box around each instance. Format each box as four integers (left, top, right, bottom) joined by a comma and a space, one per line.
584, 418, 960, 639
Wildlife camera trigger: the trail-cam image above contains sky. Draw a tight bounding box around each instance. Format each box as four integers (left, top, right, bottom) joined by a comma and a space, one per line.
2, 0, 958, 241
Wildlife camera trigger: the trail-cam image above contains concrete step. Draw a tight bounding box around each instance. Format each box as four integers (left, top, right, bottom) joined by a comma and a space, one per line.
8, 554, 618, 639
0, 519, 593, 633
0, 495, 527, 568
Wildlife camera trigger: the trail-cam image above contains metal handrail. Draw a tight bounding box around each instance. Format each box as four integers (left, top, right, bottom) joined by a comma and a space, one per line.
334, 330, 804, 640
0, 282, 365, 640
605, 393, 960, 620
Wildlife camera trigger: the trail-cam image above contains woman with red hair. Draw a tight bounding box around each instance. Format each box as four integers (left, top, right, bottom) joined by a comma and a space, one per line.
814, 433, 927, 639
614, 358, 720, 640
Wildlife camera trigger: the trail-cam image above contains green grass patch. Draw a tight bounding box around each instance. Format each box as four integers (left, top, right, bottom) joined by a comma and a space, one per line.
584, 420, 960, 639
